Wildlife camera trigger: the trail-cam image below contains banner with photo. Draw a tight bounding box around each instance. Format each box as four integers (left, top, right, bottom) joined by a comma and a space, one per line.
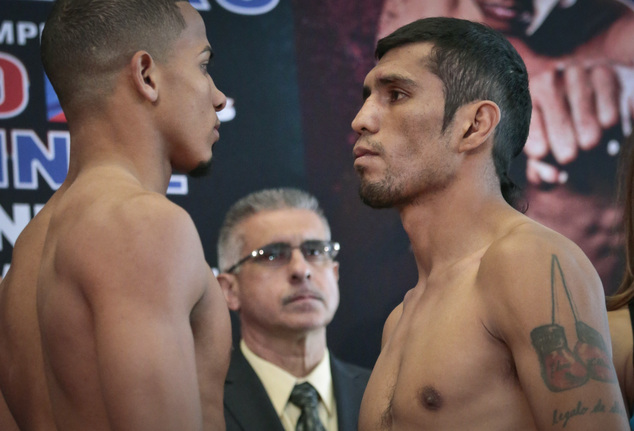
1, 0, 632, 368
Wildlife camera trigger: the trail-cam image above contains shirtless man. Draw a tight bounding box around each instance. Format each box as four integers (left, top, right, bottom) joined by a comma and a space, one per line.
377, 0, 634, 293
0, 0, 231, 429
352, 17, 628, 430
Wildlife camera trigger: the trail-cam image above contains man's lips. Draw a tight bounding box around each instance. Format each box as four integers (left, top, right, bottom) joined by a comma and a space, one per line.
213, 121, 221, 140
353, 146, 378, 160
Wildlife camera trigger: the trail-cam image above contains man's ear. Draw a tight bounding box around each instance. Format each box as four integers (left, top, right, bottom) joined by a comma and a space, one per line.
458, 100, 500, 153
217, 273, 241, 311
130, 51, 159, 103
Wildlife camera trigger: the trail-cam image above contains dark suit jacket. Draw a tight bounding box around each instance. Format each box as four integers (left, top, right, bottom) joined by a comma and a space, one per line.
224, 345, 371, 431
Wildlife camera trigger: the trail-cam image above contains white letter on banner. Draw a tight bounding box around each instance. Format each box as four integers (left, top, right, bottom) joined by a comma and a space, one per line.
0, 22, 14, 45
16, 22, 38, 46
0, 203, 31, 251
13, 130, 69, 190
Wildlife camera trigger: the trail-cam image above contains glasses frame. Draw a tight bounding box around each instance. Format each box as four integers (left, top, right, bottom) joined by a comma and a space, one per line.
225, 240, 340, 274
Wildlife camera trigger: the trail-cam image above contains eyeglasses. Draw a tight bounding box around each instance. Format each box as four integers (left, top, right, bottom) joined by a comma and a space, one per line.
225, 240, 340, 274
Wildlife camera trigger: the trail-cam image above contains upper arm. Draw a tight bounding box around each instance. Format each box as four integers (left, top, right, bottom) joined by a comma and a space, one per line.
75, 198, 210, 429
480, 230, 629, 430
382, 302, 404, 349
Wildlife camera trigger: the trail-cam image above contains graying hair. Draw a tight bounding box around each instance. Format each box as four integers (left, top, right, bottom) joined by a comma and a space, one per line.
217, 188, 330, 273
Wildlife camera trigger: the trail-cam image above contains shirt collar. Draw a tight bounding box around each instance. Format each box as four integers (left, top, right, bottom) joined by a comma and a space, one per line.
240, 340, 334, 416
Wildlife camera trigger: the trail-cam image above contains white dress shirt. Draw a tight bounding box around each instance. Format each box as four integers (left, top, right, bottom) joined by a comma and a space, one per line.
241, 340, 338, 431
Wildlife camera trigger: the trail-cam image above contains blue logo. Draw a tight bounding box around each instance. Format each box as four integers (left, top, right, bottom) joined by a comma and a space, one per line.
189, 0, 212, 11
215, 0, 279, 15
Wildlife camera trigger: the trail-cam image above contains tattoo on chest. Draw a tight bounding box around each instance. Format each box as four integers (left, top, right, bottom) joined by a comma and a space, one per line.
530, 254, 616, 392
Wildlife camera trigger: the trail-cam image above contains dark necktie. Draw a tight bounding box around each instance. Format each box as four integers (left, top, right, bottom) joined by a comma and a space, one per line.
289, 382, 326, 431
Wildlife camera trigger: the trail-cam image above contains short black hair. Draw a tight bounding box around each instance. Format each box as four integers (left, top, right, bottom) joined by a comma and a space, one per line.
41, 0, 186, 112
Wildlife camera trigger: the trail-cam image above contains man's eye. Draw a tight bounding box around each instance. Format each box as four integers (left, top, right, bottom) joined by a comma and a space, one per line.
256, 245, 288, 261
389, 90, 405, 102
304, 247, 323, 257
259, 251, 280, 261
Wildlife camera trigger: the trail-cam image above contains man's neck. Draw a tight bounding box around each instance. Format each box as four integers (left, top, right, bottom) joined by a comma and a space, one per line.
399, 186, 512, 283
241, 328, 327, 378
66, 108, 173, 195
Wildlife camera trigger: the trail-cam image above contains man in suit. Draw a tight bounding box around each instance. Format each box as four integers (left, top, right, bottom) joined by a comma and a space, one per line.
216, 188, 371, 431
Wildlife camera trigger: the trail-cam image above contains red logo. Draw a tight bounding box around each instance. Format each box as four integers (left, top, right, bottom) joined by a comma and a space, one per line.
0, 52, 29, 119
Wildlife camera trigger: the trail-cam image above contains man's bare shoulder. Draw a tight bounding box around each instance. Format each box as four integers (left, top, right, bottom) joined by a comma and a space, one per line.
381, 299, 405, 348
475, 218, 604, 332
8, 189, 62, 264
479, 218, 598, 289
47, 176, 209, 302
55, 174, 195, 244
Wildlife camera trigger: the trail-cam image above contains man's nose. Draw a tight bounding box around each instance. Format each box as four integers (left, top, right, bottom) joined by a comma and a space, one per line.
351, 99, 379, 135
288, 249, 311, 281
212, 84, 227, 112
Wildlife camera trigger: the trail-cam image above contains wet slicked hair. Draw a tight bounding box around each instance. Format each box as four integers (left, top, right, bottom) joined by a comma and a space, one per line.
217, 188, 330, 273
376, 17, 531, 210
41, 0, 186, 112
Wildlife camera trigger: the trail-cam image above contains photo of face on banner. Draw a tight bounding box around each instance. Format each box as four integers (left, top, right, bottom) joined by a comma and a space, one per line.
292, 0, 634, 366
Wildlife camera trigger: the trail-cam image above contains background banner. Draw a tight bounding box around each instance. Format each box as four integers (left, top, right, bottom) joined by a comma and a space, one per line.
1, 0, 633, 368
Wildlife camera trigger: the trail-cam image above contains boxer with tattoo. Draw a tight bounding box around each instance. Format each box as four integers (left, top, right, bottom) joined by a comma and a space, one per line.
352, 17, 628, 430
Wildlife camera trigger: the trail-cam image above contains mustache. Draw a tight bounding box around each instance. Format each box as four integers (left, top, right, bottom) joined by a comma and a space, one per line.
354, 138, 384, 155
282, 287, 325, 305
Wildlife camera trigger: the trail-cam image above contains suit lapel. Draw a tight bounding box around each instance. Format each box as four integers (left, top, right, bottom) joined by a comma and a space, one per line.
331, 355, 370, 431
224, 347, 286, 431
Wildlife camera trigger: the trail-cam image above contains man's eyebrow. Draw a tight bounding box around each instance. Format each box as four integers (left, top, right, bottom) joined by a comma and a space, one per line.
377, 73, 417, 88
362, 73, 418, 100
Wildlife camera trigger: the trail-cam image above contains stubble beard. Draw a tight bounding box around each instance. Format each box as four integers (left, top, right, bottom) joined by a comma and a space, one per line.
354, 139, 405, 209
357, 167, 406, 209
357, 162, 455, 209
354, 130, 457, 208
188, 157, 213, 178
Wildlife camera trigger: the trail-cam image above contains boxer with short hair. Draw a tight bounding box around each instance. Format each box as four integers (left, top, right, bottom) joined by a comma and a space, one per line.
0, 1, 231, 429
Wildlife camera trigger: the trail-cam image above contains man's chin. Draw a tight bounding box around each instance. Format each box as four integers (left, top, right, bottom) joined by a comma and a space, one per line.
188, 158, 213, 178
359, 183, 396, 209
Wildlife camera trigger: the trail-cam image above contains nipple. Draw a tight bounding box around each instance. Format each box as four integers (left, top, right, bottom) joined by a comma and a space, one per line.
419, 386, 443, 411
